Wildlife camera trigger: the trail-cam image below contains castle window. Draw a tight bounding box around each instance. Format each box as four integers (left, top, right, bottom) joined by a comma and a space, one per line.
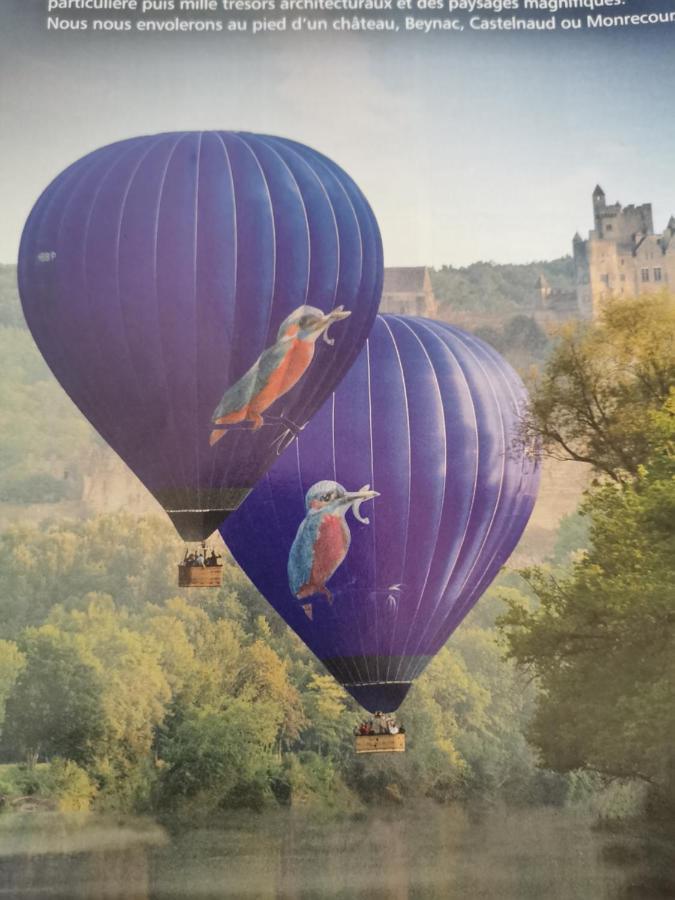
641, 268, 650, 282
620, 274, 626, 282
654, 267, 662, 282
600, 274, 609, 285
605, 224, 613, 233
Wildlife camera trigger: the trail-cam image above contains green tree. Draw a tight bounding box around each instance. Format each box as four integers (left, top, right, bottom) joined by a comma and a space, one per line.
159, 699, 280, 811
501, 397, 675, 803
48, 596, 171, 767
300, 674, 353, 757
3, 625, 106, 766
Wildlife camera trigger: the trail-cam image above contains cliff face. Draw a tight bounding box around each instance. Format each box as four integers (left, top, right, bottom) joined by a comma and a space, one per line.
80, 446, 164, 518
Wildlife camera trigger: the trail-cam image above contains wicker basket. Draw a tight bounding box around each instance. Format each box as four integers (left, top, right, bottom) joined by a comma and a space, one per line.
177, 565, 223, 588
354, 733, 406, 754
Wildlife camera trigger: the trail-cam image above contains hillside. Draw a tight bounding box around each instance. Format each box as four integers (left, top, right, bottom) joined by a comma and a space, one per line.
431, 257, 576, 313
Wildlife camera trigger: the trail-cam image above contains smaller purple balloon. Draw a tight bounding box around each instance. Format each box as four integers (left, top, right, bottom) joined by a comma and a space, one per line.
222, 316, 540, 712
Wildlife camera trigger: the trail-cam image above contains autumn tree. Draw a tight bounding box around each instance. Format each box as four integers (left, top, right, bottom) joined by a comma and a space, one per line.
524, 293, 674, 481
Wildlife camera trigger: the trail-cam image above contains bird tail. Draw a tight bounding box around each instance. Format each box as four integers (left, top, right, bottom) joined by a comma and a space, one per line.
209, 428, 227, 446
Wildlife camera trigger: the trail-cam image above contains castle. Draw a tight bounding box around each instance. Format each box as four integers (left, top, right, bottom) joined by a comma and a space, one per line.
573, 186, 675, 317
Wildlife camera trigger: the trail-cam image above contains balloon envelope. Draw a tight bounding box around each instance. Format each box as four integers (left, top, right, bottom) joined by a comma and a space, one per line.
19, 131, 382, 540
221, 315, 540, 712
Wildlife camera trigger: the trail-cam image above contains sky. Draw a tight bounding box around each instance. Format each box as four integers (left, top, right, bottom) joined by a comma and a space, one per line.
2, 1, 675, 268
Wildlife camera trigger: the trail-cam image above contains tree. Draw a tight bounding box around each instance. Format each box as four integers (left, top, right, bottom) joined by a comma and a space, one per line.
3, 625, 106, 766
500, 397, 675, 803
300, 674, 353, 757
159, 699, 280, 810
524, 293, 675, 482
475, 315, 551, 368
235, 634, 305, 748
48, 596, 171, 767
0, 639, 25, 736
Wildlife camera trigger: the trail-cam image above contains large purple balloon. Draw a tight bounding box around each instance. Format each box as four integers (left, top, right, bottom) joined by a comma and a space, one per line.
221, 315, 540, 712
18, 132, 382, 540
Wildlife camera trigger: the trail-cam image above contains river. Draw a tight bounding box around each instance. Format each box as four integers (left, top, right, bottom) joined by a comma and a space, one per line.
0, 805, 673, 898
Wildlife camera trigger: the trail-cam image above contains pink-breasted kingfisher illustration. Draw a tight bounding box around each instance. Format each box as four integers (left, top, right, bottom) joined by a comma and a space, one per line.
288, 480, 379, 619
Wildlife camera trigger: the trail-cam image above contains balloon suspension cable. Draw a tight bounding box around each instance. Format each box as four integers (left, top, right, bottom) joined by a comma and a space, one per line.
267, 415, 307, 455
213, 413, 306, 455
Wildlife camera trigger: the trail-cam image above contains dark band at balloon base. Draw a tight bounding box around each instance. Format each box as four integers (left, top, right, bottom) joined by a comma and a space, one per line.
157, 487, 252, 541
321, 655, 431, 713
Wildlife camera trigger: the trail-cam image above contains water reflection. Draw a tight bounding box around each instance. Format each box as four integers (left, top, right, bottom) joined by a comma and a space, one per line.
0, 806, 673, 899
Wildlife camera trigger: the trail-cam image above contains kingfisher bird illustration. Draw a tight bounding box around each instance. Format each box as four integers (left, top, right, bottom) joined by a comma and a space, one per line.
288, 480, 379, 620
209, 305, 351, 446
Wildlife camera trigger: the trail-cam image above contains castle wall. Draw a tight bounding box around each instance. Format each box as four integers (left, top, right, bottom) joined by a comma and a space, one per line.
594, 202, 653, 244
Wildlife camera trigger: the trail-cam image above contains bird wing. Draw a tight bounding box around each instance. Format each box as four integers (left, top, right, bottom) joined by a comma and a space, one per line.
212, 340, 291, 422
288, 513, 322, 596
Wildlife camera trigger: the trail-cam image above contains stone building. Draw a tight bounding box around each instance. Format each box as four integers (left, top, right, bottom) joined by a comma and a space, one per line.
379, 266, 438, 317
532, 273, 578, 322
574, 186, 675, 317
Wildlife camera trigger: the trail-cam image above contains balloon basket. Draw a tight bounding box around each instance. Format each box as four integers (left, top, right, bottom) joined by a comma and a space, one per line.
177, 564, 223, 588
354, 733, 406, 754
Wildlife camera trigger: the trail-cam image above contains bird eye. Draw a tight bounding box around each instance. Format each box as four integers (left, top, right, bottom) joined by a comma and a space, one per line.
321, 493, 331, 501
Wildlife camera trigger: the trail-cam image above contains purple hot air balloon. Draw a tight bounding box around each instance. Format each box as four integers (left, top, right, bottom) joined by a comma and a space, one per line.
18, 131, 383, 541
221, 315, 540, 713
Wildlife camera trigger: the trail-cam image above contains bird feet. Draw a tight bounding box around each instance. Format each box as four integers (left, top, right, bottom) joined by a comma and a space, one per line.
267, 415, 307, 455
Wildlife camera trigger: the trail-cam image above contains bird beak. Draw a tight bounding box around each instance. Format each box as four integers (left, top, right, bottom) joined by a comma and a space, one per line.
343, 488, 380, 503
341, 484, 379, 524
316, 306, 351, 345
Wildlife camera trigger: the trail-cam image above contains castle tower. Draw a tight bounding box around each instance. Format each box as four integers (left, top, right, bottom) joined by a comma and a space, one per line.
573, 187, 675, 319
592, 184, 606, 232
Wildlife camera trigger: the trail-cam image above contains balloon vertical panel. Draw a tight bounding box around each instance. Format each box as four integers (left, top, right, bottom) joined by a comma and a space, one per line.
221, 315, 540, 713
18, 131, 383, 541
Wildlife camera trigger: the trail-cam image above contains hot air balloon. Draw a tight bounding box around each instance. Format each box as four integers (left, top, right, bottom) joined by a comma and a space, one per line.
18, 132, 383, 575
221, 315, 540, 725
